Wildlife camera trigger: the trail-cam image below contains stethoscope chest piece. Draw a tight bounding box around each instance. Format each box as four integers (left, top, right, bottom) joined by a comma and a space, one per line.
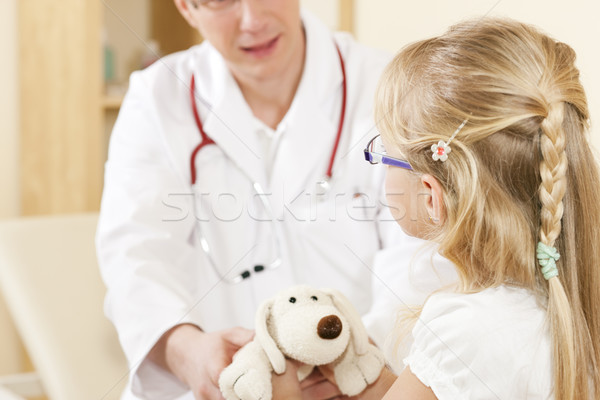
315, 179, 331, 201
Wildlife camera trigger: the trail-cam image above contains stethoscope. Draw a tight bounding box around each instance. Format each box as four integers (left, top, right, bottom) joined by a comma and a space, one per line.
189, 43, 347, 284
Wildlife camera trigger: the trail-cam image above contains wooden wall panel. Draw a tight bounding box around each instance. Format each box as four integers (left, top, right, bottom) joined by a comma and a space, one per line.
20, 0, 103, 215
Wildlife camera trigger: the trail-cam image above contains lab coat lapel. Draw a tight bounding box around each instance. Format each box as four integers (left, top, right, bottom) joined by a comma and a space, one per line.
271, 12, 343, 203
201, 60, 264, 186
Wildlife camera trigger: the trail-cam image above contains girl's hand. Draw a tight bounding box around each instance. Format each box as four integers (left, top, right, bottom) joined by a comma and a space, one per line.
272, 359, 303, 400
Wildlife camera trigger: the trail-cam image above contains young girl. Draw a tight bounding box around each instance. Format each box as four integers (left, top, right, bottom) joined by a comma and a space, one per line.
270, 17, 598, 400
367, 17, 600, 400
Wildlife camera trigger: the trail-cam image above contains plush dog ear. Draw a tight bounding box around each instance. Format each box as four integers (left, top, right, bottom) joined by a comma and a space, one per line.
322, 288, 369, 355
255, 298, 286, 374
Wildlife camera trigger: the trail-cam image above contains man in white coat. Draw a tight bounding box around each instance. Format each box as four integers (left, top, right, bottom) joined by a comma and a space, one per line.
97, 1, 455, 399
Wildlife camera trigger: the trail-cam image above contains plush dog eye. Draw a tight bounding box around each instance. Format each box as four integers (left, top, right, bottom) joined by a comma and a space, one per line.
289, 297, 296, 303
311, 296, 318, 301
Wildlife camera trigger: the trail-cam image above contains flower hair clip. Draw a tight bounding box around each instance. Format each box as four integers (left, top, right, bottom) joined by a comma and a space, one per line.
431, 117, 469, 162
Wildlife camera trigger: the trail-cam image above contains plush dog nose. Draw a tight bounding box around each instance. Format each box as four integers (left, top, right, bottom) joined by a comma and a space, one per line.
317, 315, 343, 339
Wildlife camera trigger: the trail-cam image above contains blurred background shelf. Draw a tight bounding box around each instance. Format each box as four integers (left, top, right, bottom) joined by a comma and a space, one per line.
102, 95, 124, 111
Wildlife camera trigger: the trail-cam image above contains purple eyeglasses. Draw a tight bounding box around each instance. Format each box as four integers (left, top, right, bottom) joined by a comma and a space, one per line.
364, 134, 413, 170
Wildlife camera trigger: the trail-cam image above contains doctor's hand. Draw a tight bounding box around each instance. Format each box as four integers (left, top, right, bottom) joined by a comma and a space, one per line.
149, 323, 254, 400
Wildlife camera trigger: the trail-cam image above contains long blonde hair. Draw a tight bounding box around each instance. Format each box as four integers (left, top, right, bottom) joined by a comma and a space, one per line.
376, 18, 600, 399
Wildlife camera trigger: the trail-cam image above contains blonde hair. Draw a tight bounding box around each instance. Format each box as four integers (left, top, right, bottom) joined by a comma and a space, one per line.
376, 18, 600, 399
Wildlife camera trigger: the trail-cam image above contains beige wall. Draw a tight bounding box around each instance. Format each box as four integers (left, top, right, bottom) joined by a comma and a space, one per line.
355, 0, 600, 151
302, 0, 339, 30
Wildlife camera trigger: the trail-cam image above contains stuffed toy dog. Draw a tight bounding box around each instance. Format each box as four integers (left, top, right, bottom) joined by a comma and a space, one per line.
219, 285, 385, 400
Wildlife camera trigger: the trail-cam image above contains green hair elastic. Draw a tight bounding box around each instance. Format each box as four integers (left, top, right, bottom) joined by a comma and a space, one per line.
536, 242, 560, 280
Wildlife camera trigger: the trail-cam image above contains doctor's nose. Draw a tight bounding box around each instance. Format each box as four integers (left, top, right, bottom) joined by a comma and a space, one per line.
317, 315, 342, 339
239, 0, 267, 33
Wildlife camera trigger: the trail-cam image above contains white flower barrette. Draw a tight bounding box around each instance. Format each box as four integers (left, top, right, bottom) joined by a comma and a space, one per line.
431, 117, 469, 162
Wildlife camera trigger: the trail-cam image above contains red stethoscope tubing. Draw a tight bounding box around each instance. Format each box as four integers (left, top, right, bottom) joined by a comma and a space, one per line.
189, 74, 215, 185
190, 44, 347, 185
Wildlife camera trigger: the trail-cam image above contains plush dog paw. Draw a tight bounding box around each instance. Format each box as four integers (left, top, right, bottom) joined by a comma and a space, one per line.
334, 344, 385, 396
220, 367, 272, 400
219, 340, 274, 400
235, 368, 272, 400
356, 344, 385, 384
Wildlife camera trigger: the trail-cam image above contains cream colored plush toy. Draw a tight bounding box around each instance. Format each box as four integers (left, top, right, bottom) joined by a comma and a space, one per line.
218, 285, 385, 400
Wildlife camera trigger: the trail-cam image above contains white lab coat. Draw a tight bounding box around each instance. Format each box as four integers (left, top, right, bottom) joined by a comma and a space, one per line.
97, 11, 456, 400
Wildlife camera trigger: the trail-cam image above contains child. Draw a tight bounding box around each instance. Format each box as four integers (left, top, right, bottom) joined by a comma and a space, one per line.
365, 17, 600, 400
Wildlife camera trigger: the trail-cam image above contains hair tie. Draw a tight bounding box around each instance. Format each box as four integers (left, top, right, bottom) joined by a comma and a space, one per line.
536, 242, 560, 280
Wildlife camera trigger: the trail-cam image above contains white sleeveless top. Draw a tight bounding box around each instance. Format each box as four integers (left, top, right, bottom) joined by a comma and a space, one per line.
403, 286, 553, 399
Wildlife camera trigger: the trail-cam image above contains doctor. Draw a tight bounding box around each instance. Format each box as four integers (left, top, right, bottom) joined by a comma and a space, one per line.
97, 0, 412, 399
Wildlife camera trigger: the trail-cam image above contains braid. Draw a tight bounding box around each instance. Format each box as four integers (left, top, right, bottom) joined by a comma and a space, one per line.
538, 100, 577, 398
538, 102, 567, 246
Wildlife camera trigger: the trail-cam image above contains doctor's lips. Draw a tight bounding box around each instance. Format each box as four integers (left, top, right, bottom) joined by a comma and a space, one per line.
240, 35, 280, 57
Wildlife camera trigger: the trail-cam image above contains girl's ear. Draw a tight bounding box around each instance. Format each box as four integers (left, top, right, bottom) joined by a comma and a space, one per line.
172, 0, 199, 28
420, 174, 446, 225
